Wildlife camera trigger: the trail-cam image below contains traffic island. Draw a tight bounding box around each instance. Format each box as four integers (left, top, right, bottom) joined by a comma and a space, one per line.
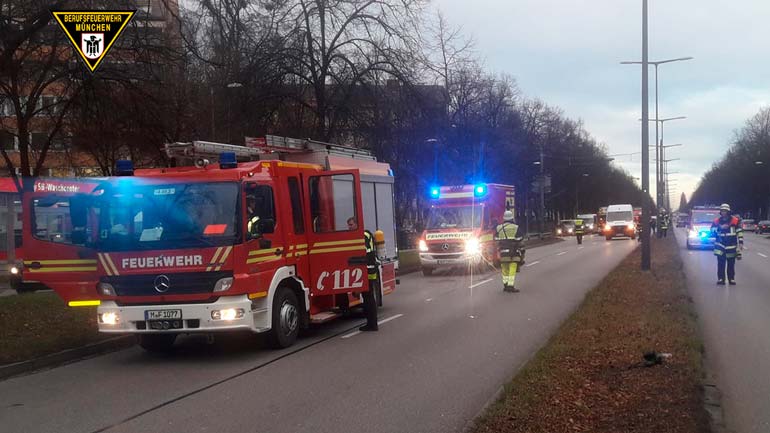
472, 235, 710, 433
0, 292, 133, 379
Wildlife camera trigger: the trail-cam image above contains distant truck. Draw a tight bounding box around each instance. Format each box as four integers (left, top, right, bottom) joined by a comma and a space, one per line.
418, 184, 515, 276
603, 204, 636, 240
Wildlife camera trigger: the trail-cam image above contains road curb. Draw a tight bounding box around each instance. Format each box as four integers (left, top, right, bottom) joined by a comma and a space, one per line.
0, 335, 135, 381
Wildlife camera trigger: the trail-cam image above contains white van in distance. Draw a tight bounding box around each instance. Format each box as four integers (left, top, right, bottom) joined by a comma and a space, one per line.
603, 204, 636, 240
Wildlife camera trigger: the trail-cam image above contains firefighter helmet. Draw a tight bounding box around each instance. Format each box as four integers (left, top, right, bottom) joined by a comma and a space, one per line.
720, 203, 731, 212
503, 210, 514, 222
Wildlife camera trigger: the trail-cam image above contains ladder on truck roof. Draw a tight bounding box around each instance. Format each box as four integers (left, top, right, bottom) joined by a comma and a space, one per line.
165, 136, 376, 167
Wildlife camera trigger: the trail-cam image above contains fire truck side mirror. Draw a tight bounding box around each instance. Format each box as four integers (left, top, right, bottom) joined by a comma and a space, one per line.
259, 218, 275, 234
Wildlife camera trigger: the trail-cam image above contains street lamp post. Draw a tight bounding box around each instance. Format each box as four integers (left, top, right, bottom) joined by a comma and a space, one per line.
640, 116, 686, 208
623, 56, 692, 209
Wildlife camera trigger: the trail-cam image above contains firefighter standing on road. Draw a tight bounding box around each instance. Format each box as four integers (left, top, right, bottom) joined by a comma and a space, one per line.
495, 211, 524, 293
711, 203, 744, 285
658, 208, 670, 238
359, 228, 379, 331
574, 218, 585, 245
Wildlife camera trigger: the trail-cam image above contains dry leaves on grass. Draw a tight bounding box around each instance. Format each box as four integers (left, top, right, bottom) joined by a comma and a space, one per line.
474, 236, 709, 433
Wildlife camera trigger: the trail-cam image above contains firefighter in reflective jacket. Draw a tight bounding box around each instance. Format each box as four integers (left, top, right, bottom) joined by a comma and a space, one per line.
658, 208, 670, 238
360, 229, 379, 331
574, 218, 585, 245
711, 203, 744, 285
495, 211, 524, 293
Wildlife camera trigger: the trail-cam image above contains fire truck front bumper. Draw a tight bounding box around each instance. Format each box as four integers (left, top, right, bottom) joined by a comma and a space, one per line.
419, 252, 483, 268
96, 295, 271, 334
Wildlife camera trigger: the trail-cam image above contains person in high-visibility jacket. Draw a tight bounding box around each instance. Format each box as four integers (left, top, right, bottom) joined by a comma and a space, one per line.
574, 218, 585, 245
711, 203, 744, 285
494, 211, 524, 293
658, 208, 670, 238
359, 229, 379, 331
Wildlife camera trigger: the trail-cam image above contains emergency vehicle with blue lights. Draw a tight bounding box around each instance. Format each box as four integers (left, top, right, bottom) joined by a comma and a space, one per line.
21, 137, 398, 350
686, 206, 720, 250
418, 184, 515, 276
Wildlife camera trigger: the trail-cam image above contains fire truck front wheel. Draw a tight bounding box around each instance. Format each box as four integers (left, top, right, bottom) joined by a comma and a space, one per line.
268, 287, 300, 349
137, 334, 177, 353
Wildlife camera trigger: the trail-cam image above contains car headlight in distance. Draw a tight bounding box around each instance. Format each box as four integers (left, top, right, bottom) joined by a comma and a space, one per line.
688, 229, 698, 238
465, 238, 481, 255
627, 224, 635, 230
588, 224, 594, 230
568, 228, 574, 234
418, 239, 429, 252
556, 228, 562, 235
213, 277, 234, 293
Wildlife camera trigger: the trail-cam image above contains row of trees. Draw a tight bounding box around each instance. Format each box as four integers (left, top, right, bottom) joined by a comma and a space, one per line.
689, 107, 770, 219
1, 0, 646, 234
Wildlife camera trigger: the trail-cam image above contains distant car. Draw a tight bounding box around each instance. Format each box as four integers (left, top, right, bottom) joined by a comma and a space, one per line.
556, 219, 577, 236
741, 219, 757, 233
676, 215, 689, 228
757, 220, 770, 234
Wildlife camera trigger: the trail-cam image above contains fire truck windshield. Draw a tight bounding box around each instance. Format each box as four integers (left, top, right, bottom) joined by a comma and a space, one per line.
426, 205, 482, 230
97, 182, 239, 251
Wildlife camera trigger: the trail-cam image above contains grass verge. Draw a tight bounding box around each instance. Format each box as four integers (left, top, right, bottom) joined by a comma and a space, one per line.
0, 292, 110, 365
472, 235, 709, 433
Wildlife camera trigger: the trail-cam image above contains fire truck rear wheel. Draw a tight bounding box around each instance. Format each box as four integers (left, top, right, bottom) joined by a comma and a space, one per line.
138, 334, 177, 353
422, 267, 434, 276
269, 287, 300, 349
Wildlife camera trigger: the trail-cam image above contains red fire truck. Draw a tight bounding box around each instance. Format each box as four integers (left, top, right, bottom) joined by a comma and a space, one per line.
418, 184, 515, 276
21, 137, 398, 350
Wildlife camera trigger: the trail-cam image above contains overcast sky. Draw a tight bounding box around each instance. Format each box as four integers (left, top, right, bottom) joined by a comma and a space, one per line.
433, 0, 770, 205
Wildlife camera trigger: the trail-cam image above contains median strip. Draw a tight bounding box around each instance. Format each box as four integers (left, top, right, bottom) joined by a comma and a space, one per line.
471, 235, 708, 433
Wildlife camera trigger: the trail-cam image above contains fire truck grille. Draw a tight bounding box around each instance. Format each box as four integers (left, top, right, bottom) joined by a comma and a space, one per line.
428, 243, 464, 253
103, 271, 233, 296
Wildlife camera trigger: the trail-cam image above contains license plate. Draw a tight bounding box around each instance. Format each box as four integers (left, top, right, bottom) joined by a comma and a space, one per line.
145, 309, 182, 320
437, 259, 454, 265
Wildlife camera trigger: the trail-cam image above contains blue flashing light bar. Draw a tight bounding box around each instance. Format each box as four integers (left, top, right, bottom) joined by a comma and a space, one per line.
220, 152, 238, 169
473, 183, 487, 197
429, 187, 440, 199
115, 160, 134, 176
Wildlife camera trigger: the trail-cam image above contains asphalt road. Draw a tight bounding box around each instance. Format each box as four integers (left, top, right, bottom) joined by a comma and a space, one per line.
0, 235, 636, 433
678, 228, 770, 433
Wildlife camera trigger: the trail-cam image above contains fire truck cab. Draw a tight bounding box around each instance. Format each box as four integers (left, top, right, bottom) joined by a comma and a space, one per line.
418, 184, 515, 276
22, 137, 398, 351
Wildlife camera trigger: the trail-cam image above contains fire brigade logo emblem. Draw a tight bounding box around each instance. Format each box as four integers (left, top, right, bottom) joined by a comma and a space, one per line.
153, 275, 171, 293
51, 10, 135, 73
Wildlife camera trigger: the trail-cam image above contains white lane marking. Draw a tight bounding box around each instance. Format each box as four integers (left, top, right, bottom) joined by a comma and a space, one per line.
524, 260, 541, 267
557, 251, 567, 256
425, 298, 433, 302
469, 278, 493, 289
758, 253, 768, 258
578, 246, 584, 250
341, 314, 404, 339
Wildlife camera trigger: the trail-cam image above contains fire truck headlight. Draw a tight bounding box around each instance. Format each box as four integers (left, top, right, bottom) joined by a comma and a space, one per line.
418, 239, 429, 252
99, 312, 119, 325
213, 277, 234, 293
465, 238, 481, 255
10, 266, 19, 275
211, 308, 244, 321
97, 282, 116, 296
